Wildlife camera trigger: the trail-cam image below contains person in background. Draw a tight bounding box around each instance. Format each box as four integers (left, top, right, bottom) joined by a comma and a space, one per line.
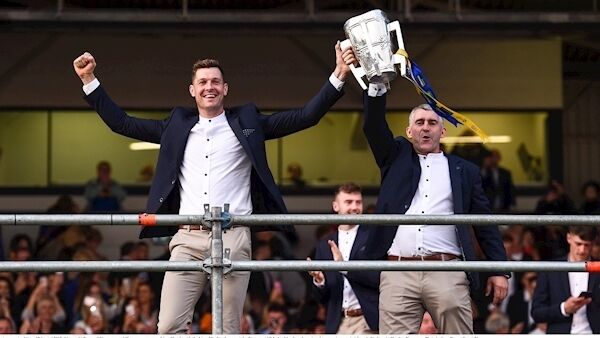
84, 161, 127, 213
580, 180, 600, 214
308, 183, 378, 334
0, 315, 16, 334
481, 149, 515, 212
532, 225, 599, 334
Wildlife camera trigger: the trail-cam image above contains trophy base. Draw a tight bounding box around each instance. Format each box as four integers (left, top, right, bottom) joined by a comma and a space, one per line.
368, 71, 397, 84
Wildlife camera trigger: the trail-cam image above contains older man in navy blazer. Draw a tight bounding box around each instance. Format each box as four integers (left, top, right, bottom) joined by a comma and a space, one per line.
532, 225, 599, 334
73, 45, 355, 334
360, 83, 508, 334
309, 183, 379, 334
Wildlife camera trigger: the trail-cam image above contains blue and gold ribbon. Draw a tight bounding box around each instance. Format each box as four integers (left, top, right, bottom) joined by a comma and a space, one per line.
396, 49, 488, 142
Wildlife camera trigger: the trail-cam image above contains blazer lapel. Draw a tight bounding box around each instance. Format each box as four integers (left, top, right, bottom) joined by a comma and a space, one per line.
447, 155, 464, 213
411, 152, 421, 197
588, 269, 600, 293
561, 257, 571, 296
226, 110, 258, 166
349, 226, 367, 259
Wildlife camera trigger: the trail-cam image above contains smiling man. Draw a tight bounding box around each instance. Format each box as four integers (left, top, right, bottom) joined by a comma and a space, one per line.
309, 183, 379, 334
73, 45, 354, 334
358, 81, 508, 334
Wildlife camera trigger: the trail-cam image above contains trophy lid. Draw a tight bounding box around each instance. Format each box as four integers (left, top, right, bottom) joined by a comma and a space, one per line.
343, 9, 389, 35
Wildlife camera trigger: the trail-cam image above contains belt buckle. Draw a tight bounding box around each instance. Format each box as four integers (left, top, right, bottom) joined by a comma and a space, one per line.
343, 309, 349, 317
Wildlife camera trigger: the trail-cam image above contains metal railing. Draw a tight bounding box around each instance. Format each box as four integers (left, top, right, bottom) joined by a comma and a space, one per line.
1, 210, 600, 334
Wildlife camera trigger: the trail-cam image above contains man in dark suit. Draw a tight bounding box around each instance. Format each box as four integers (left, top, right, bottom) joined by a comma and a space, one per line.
308, 183, 378, 334
481, 149, 516, 212
532, 225, 599, 334
73, 46, 355, 334
360, 82, 508, 334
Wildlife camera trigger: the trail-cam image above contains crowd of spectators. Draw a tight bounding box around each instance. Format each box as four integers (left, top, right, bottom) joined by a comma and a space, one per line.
0, 178, 598, 334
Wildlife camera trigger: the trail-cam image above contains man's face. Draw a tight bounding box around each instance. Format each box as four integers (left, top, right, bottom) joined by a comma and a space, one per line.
332, 191, 363, 215
189, 67, 228, 114
567, 233, 593, 262
406, 108, 446, 155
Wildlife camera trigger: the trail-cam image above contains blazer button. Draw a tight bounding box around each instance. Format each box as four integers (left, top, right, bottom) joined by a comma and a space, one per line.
159, 197, 164, 203
404, 204, 408, 209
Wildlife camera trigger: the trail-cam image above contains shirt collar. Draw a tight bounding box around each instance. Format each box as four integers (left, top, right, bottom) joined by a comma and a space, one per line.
199, 110, 226, 124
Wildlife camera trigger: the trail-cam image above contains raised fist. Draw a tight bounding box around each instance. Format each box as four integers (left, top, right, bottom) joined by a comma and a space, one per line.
73, 52, 97, 84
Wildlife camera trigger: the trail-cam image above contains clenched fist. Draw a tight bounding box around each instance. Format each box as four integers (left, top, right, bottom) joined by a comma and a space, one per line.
73, 52, 97, 85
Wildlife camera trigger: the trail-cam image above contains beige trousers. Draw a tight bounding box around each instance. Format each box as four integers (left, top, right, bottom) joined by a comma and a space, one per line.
379, 270, 472, 334
157, 227, 251, 334
337, 315, 377, 334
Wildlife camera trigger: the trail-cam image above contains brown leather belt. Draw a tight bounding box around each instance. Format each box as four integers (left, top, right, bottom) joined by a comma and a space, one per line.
179, 225, 244, 231
387, 253, 461, 261
342, 308, 363, 317
179, 225, 205, 231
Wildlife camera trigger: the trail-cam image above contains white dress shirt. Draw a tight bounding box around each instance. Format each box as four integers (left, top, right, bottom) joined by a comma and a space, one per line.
178, 112, 253, 216
314, 225, 361, 311
560, 270, 592, 334
388, 152, 462, 257
338, 225, 361, 311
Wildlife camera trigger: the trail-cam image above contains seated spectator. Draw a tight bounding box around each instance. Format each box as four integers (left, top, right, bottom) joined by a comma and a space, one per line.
21, 274, 66, 326
259, 303, 289, 334
9, 234, 33, 261
36, 195, 80, 258
71, 301, 106, 334
580, 180, 600, 214
19, 294, 66, 333
535, 180, 577, 215
0, 315, 16, 334
285, 162, 306, 188
84, 161, 127, 213
0, 276, 16, 323
506, 271, 537, 333
121, 282, 157, 333
484, 311, 510, 334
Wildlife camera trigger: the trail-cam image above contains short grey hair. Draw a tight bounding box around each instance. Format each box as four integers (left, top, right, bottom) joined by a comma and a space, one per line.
408, 103, 443, 126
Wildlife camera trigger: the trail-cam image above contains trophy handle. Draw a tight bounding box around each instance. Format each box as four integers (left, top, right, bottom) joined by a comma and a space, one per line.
340, 39, 367, 90
387, 21, 407, 77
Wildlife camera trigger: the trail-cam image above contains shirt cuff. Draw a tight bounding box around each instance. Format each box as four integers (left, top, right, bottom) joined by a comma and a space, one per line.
83, 78, 100, 95
329, 73, 345, 92
312, 277, 325, 288
560, 301, 569, 317
368, 83, 387, 97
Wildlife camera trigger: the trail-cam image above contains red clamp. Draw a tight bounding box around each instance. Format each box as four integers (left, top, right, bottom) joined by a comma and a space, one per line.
586, 261, 600, 273
139, 213, 157, 226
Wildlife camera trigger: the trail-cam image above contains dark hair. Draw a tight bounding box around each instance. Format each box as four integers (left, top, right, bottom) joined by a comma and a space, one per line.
267, 302, 288, 316
581, 180, 600, 195
568, 225, 598, 242
9, 234, 32, 253
97, 160, 111, 172
120, 241, 136, 257
334, 182, 362, 199
192, 59, 225, 81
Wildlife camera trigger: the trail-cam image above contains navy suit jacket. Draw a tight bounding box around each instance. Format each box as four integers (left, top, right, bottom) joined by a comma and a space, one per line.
313, 226, 379, 333
362, 93, 507, 290
85, 81, 343, 238
531, 257, 600, 334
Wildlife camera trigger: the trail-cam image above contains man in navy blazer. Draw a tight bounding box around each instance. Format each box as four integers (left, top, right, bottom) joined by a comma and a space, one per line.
73, 45, 355, 334
360, 83, 508, 334
532, 225, 599, 334
309, 183, 379, 334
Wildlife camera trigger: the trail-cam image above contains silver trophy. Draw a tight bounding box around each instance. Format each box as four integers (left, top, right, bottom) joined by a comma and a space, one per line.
341, 9, 407, 90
